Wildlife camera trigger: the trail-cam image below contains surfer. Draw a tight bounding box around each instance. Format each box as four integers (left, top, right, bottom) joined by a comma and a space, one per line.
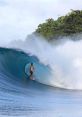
29, 63, 34, 80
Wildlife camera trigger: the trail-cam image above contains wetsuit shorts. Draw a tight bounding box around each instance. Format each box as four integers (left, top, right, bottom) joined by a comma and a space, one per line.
30, 71, 33, 75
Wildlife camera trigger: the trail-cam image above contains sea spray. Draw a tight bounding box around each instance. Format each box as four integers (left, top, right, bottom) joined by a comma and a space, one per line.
8, 35, 82, 89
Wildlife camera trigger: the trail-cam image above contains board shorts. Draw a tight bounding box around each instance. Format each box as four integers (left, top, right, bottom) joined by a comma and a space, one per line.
30, 71, 33, 75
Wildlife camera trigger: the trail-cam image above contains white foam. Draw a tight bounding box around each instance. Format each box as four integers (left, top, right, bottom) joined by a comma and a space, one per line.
8, 35, 82, 90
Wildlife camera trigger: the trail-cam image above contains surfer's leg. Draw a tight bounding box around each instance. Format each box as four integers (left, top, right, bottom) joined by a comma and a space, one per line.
29, 71, 33, 80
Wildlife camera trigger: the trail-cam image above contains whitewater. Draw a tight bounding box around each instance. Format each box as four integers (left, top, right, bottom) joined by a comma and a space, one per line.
8, 35, 82, 90
0, 35, 82, 117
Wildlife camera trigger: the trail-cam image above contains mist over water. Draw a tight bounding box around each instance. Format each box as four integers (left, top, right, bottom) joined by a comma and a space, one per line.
7, 35, 82, 90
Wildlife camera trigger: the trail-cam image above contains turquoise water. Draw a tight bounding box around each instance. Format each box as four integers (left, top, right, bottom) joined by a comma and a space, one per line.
0, 47, 82, 117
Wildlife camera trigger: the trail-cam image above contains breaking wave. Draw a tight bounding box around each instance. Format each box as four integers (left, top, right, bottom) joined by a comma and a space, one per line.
1, 35, 82, 90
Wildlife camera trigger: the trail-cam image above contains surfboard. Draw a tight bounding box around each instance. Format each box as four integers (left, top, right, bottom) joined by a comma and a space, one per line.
29, 75, 35, 81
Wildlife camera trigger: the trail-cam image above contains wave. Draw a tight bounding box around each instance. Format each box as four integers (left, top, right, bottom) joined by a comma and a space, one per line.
1, 35, 82, 90
0, 47, 52, 88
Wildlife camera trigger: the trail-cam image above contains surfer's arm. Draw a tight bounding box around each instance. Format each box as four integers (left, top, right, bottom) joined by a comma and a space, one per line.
33, 66, 35, 71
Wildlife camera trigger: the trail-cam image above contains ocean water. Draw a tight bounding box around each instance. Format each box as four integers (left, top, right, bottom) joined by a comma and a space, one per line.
0, 47, 82, 117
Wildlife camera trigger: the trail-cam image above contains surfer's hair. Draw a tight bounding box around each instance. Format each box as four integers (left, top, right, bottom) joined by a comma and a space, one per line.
31, 63, 33, 65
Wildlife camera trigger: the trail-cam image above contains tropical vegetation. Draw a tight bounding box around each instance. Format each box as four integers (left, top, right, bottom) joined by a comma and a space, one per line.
35, 10, 82, 40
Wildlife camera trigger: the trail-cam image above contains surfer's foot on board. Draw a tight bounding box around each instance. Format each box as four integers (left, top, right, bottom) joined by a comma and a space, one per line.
30, 76, 35, 80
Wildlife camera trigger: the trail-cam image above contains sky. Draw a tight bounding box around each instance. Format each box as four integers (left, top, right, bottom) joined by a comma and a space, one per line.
0, 0, 82, 45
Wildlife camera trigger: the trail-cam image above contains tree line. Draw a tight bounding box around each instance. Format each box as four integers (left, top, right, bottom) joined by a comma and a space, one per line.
35, 10, 82, 40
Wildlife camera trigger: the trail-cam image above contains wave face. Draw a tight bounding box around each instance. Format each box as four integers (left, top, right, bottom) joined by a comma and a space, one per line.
0, 47, 52, 86
1, 35, 82, 90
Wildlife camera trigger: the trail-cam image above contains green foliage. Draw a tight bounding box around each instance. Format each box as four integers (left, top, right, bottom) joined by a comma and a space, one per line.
35, 10, 82, 40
